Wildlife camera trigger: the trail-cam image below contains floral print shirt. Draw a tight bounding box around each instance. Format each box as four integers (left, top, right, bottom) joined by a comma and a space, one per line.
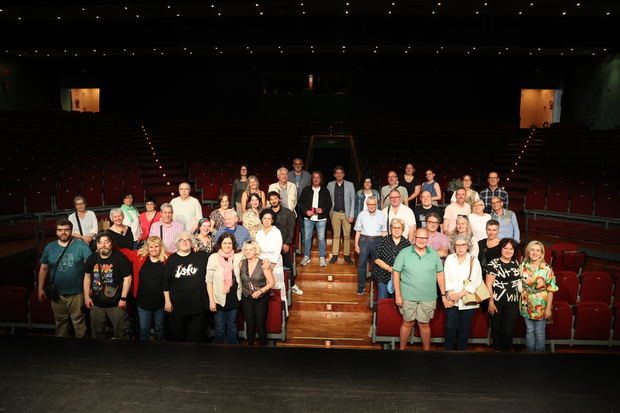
519, 262, 558, 320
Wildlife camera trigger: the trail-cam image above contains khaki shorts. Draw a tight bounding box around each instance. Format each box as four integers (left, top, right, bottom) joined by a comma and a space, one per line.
399, 300, 436, 323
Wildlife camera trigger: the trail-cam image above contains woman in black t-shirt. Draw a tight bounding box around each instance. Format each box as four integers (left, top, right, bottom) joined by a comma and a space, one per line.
478, 219, 501, 268
401, 163, 421, 207
119, 236, 168, 341
239, 241, 274, 345
163, 231, 209, 343
485, 238, 521, 351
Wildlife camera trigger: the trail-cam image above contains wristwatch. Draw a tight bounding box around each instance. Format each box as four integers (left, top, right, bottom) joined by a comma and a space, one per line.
120, 297, 127, 301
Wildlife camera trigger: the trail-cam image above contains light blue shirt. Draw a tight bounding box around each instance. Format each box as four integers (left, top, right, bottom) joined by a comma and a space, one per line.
354, 209, 387, 236
491, 208, 520, 243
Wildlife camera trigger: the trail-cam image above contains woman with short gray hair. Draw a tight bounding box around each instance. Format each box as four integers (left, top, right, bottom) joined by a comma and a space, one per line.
107, 208, 134, 249
443, 235, 483, 350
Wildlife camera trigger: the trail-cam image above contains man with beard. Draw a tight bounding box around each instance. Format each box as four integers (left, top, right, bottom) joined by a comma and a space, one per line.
83, 231, 133, 339
38, 218, 92, 337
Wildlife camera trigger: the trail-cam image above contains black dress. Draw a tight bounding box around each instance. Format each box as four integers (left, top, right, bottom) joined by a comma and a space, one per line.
107, 227, 134, 250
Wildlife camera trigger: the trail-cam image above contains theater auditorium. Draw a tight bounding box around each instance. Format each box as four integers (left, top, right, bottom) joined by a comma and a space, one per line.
0, 1, 619, 411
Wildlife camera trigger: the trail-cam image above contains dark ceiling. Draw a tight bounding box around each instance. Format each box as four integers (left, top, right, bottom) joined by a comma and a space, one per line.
0, 0, 618, 57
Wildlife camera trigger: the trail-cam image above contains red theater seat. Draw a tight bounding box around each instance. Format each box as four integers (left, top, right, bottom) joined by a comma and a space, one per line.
574, 302, 612, 342
580, 272, 613, 304
554, 271, 579, 305
613, 306, 620, 340
595, 195, 619, 218
469, 308, 489, 343
0, 287, 29, 328
374, 298, 402, 338
2, 191, 25, 215
413, 303, 445, 340
547, 189, 569, 213
546, 301, 573, 340
29, 291, 56, 327
266, 290, 285, 340
570, 192, 594, 215
525, 189, 545, 210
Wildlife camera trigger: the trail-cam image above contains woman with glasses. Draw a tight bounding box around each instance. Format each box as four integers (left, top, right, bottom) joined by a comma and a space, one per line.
68, 195, 98, 248
444, 235, 483, 350
163, 231, 210, 342
450, 174, 480, 206
373, 218, 411, 299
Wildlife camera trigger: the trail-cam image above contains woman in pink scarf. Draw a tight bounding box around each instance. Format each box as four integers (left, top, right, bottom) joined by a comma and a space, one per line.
206, 232, 243, 344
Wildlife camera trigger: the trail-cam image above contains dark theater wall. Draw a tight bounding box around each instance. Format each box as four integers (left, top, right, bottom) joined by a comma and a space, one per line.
0, 58, 58, 111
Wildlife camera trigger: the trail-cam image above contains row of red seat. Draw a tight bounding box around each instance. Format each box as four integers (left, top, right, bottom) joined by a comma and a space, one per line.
373, 298, 619, 349
525, 187, 618, 218
555, 271, 619, 306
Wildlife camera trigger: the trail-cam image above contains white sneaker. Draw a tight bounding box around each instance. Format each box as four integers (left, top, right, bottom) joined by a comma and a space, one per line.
291, 284, 304, 295
319, 257, 327, 267
300, 256, 310, 266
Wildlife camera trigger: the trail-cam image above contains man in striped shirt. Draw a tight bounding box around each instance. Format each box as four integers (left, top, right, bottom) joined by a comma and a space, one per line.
149, 203, 184, 253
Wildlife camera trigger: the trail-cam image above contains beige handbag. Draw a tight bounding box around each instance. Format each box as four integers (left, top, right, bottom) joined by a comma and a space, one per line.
462, 256, 491, 305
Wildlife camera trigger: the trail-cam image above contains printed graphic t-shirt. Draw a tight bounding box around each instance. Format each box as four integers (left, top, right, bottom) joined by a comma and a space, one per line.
84, 250, 132, 308
40, 240, 92, 295
164, 251, 209, 316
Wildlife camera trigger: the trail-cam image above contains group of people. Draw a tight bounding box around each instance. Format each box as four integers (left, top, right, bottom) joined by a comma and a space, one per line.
37, 158, 555, 352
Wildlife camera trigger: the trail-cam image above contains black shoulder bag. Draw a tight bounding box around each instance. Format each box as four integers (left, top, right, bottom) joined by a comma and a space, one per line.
44, 239, 73, 301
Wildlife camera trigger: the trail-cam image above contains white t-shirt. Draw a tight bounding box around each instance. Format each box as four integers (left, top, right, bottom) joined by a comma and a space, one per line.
68, 210, 98, 237
468, 213, 492, 242
443, 203, 472, 233
382, 204, 416, 239
310, 186, 325, 222
170, 196, 203, 231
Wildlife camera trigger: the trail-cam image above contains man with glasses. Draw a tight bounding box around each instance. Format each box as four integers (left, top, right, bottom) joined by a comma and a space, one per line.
414, 190, 444, 229
490, 197, 520, 243
380, 171, 408, 209
353, 196, 387, 294
480, 171, 509, 213
37, 218, 92, 337
443, 188, 471, 233
393, 228, 448, 351
383, 189, 416, 243
150, 203, 185, 253
425, 212, 449, 258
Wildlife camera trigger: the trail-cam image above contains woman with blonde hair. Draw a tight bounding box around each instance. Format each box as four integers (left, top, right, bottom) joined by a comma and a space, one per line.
240, 241, 275, 345
240, 175, 266, 214
449, 215, 479, 257
468, 199, 491, 241
519, 240, 558, 352
242, 193, 263, 240
118, 236, 168, 341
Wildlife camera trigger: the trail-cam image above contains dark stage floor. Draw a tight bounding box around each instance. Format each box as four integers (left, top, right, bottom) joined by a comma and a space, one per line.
0, 335, 616, 412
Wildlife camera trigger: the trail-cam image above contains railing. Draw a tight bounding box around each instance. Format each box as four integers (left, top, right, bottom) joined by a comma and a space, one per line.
525, 209, 620, 231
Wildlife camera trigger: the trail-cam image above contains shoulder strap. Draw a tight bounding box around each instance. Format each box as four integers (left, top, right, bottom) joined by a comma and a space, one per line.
466, 255, 475, 282
75, 211, 84, 236
50, 239, 74, 284
386, 205, 391, 233
160, 224, 163, 239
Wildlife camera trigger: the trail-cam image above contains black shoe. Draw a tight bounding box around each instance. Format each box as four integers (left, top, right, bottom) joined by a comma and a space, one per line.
344, 256, 354, 265
329, 256, 338, 264
356, 288, 366, 295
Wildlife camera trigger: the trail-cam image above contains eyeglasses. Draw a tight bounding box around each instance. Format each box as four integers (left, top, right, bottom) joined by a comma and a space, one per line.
178, 239, 192, 242
416, 237, 429, 240
489, 176, 499, 180
367, 203, 377, 206
293, 162, 303, 166
56, 228, 72, 232
389, 196, 401, 199
426, 220, 439, 224
455, 243, 468, 247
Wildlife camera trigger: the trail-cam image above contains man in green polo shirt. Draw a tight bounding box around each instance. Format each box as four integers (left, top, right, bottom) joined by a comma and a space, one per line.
393, 227, 448, 350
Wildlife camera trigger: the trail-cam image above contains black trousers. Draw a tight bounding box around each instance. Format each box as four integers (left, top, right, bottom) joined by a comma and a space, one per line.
241, 295, 269, 345
282, 250, 294, 285
490, 301, 519, 351
169, 311, 205, 343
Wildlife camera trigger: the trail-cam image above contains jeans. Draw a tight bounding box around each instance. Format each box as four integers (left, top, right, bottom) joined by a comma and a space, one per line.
303, 219, 327, 258
214, 308, 239, 344
490, 301, 519, 351
445, 307, 476, 350
357, 236, 378, 292
137, 306, 166, 341
377, 281, 392, 300
524, 317, 546, 352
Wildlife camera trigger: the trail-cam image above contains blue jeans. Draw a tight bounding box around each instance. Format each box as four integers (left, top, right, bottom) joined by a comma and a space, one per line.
524, 317, 546, 352
377, 281, 392, 300
357, 236, 378, 292
303, 219, 326, 258
445, 307, 476, 350
214, 308, 239, 344
136, 306, 166, 341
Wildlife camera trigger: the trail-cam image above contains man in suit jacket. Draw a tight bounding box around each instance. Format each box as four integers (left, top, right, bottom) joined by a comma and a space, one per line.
268, 167, 297, 214
298, 171, 333, 267
326, 165, 356, 265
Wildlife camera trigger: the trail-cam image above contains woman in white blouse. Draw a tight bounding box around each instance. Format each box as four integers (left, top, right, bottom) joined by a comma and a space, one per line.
255, 210, 286, 306
444, 235, 483, 351
468, 199, 491, 241
68, 195, 98, 247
